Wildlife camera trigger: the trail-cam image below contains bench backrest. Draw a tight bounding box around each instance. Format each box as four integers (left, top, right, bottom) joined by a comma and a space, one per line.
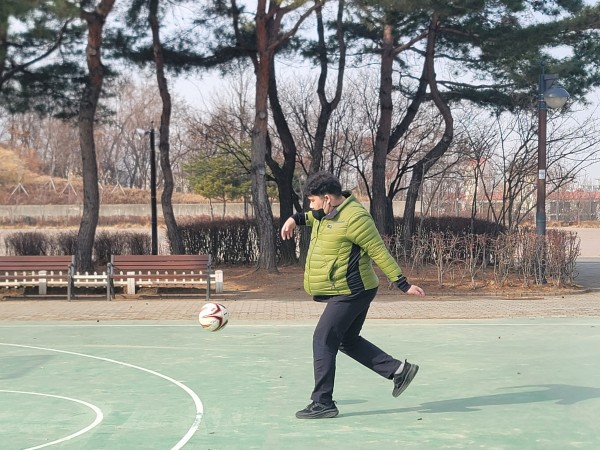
110, 254, 211, 271
0, 256, 74, 272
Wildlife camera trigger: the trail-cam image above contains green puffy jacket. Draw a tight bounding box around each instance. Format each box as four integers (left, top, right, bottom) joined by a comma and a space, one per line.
301, 194, 404, 296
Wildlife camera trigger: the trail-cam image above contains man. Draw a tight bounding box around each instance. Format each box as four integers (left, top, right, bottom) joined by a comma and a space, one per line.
281, 171, 425, 419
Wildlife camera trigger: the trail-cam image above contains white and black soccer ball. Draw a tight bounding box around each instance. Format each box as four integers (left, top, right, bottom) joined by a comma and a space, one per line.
198, 302, 229, 332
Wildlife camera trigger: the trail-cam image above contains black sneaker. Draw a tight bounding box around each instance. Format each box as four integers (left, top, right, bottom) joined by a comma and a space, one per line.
392, 360, 419, 397
295, 401, 339, 419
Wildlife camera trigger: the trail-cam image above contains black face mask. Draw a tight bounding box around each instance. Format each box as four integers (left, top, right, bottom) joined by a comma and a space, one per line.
312, 208, 326, 221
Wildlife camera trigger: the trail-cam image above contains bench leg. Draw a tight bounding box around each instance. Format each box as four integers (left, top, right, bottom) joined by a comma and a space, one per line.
215, 270, 224, 294
127, 272, 136, 295
39, 271, 47, 296
107, 280, 112, 301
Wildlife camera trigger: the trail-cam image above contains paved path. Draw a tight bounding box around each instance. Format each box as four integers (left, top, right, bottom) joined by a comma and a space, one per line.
574, 257, 600, 290
1, 293, 600, 321
1, 258, 599, 322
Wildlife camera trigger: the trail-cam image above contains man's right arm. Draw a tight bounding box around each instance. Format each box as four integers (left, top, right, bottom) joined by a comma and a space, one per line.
281, 212, 311, 240
281, 217, 297, 240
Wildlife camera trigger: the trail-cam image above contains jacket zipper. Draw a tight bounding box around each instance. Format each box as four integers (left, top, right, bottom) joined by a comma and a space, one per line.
306, 220, 321, 288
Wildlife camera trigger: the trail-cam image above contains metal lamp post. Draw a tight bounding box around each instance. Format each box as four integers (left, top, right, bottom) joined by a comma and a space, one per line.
136, 123, 158, 255
536, 66, 569, 283
536, 67, 570, 238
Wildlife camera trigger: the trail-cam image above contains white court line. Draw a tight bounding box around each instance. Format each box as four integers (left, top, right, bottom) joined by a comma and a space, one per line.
0, 321, 599, 329
0, 389, 103, 450
0, 343, 203, 450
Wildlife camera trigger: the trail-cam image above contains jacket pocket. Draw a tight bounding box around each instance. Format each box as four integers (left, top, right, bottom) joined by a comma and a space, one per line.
326, 258, 338, 288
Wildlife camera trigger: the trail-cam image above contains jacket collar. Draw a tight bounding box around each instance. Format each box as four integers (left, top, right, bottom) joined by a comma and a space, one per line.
324, 193, 353, 219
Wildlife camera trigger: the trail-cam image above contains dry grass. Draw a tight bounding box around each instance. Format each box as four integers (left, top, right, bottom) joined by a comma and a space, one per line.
1, 177, 208, 206
0, 145, 207, 206
219, 263, 583, 302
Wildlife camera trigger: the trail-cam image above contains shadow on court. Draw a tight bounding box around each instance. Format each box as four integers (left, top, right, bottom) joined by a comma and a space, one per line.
341, 384, 600, 417
1, 319, 599, 449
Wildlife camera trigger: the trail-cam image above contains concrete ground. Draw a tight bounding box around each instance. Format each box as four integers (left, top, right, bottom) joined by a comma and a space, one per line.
2, 319, 600, 450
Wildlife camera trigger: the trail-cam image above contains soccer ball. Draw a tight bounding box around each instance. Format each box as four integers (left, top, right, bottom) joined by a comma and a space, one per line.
198, 302, 229, 331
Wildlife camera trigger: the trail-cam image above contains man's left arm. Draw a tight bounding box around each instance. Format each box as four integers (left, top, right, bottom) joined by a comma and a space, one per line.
348, 212, 425, 297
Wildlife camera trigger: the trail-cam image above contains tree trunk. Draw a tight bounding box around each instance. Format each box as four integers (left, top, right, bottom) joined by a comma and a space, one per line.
384, 59, 429, 236
373, 22, 428, 237
296, 0, 347, 265
274, 172, 297, 264
312, 0, 346, 173
372, 24, 395, 236
402, 161, 423, 246
248, 0, 323, 271
149, 0, 184, 254
267, 58, 298, 265
75, 0, 115, 272
403, 16, 454, 247
252, 4, 277, 272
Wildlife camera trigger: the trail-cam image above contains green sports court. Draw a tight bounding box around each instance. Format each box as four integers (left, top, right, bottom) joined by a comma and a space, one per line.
1, 316, 599, 449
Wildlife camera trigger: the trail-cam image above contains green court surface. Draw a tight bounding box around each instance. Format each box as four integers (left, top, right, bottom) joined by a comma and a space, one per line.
1, 318, 599, 449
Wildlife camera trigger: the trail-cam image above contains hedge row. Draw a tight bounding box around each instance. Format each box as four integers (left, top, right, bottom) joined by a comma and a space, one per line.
4, 230, 150, 266
385, 228, 580, 287
3, 216, 579, 286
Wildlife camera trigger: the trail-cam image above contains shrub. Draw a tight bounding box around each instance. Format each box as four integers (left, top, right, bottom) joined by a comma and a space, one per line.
176, 218, 259, 264
125, 231, 152, 255
4, 231, 49, 256
394, 216, 506, 237
53, 231, 78, 256
546, 230, 580, 287
93, 231, 151, 265
384, 226, 580, 288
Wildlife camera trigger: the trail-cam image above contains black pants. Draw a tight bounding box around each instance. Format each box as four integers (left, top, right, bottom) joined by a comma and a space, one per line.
311, 287, 401, 404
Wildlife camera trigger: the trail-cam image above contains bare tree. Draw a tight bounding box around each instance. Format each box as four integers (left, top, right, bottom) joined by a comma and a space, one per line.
371, 20, 429, 236
402, 16, 454, 247
451, 108, 600, 230
192, 73, 254, 175
42, 120, 81, 179
1, 113, 80, 179
454, 109, 502, 231
96, 79, 158, 188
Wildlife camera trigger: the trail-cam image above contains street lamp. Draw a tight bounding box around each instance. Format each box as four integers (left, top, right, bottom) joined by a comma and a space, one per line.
536, 67, 570, 238
136, 123, 158, 255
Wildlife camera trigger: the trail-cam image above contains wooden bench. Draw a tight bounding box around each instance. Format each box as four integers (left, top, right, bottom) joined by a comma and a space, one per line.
0, 256, 75, 300
107, 254, 223, 301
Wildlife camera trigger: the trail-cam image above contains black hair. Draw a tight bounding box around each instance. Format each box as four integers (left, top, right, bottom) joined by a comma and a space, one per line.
304, 171, 343, 196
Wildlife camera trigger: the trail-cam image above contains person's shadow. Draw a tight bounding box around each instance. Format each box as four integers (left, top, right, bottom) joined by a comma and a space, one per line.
340, 384, 600, 417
